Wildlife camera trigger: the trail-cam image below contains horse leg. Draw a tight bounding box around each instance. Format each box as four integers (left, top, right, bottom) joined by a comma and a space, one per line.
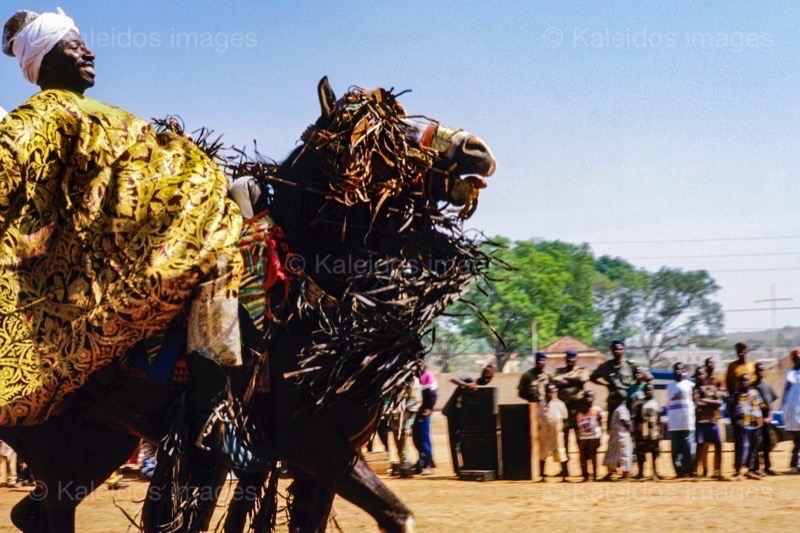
223, 470, 269, 533
288, 439, 413, 532
10, 485, 46, 532
6, 412, 139, 532
47, 420, 138, 532
287, 469, 335, 533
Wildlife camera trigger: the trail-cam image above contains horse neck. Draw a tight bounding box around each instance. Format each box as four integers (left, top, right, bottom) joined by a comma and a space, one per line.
269, 151, 374, 298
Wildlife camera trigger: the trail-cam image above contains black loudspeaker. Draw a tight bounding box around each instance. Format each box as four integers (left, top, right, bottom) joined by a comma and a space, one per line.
459, 387, 500, 473
460, 387, 499, 433
500, 404, 532, 480
460, 432, 499, 471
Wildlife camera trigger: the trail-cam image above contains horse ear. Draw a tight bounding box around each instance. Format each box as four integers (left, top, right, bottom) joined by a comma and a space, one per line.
318, 76, 337, 118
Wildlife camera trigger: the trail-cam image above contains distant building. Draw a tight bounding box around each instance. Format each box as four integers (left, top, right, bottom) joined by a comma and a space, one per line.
539, 336, 607, 373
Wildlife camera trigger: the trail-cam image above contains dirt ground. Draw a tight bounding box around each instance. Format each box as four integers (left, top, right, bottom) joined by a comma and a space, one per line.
0, 412, 797, 532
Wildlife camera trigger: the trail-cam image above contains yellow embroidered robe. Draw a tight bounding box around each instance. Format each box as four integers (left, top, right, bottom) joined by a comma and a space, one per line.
0, 90, 242, 425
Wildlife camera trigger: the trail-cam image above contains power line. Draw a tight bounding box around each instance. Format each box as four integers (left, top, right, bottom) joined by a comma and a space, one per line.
591, 236, 800, 245
628, 252, 800, 260
713, 268, 800, 273
724, 306, 800, 312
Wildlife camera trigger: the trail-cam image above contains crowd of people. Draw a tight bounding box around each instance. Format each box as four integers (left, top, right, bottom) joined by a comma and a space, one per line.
515, 340, 800, 482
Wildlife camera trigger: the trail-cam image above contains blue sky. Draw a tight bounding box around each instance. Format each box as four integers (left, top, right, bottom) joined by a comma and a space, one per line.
3, 1, 799, 334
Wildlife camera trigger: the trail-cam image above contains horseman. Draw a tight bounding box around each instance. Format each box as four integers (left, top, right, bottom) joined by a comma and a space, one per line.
0, 9, 266, 470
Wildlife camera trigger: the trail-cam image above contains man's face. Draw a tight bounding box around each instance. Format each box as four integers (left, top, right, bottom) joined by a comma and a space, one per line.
612, 344, 624, 360
736, 346, 748, 362
566, 354, 577, 369
674, 364, 685, 380
705, 359, 716, 374
477, 367, 494, 385
545, 385, 557, 401
755, 364, 764, 382
39, 29, 95, 93
535, 356, 546, 371
696, 368, 707, 384
635, 367, 645, 383
584, 391, 594, 406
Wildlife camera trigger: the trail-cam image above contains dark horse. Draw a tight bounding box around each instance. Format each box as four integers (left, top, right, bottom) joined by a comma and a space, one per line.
0, 77, 496, 532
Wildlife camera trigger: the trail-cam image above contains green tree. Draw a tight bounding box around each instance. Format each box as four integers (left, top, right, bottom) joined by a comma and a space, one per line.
451, 238, 600, 371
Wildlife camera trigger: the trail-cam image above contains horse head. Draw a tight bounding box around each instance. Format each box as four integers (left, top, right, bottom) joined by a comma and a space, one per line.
308, 76, 495, 218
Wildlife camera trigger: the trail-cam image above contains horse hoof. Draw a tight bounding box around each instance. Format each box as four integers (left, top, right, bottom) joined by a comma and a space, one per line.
379, 515, 415, 533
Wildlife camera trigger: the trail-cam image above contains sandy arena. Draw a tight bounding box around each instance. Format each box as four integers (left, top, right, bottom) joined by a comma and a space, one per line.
0, 411, 796, 532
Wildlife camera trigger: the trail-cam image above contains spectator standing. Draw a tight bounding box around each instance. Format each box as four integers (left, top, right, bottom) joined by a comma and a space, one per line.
666, 362, 696, 478
752, 362, 778, 476
537, 383, 569, 481
726, 342, 756, 396
575, 390, 603, 482
0, 440, 16, 487
15, 455, 33, 486
635, 382, 661, 480
602, 400, 633, 481
627, 366, 649, 414
693, 366, 724, 479
705, 357, 725, 390
442, 363, 495, 475
590, 340, 651, 424
390, 377, 420, 476
553, 350, 587, 457
139, 440, 157, 480
413, 365, 438, 475
732, 373, 766, 480
518, 352, 551, 404
782, 349, 800, 474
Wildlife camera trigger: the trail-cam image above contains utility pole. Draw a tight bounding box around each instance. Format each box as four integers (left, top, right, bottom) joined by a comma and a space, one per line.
531, 320, 537, 358
755, 283, 792, 358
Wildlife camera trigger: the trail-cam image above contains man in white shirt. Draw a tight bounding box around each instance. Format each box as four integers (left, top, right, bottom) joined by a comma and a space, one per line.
667, 361, 696, 478
783, 349, 800, 473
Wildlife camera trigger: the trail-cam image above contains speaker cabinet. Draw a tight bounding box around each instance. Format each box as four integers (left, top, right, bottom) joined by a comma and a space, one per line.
499, 404, 532, 480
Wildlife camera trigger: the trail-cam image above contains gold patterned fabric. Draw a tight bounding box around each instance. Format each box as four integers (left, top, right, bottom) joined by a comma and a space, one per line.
0, 89, 242, 426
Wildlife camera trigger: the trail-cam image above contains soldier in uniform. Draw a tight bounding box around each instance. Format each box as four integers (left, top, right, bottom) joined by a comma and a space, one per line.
590, 340, 652, 425
553, 350, 587, 457
518, 352, 551, 403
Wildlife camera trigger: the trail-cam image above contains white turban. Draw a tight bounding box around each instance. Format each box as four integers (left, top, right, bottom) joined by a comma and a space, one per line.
8, 8, 79, 84
0, 106, 6, 120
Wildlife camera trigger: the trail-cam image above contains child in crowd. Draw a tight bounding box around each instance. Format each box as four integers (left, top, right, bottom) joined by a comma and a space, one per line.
538, 383, 569, 481
694, 366, 725, 479
635, 382, 661, 480
604, 398, 633, 480
575, 390, 603, 481
733, 373, 767, 480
